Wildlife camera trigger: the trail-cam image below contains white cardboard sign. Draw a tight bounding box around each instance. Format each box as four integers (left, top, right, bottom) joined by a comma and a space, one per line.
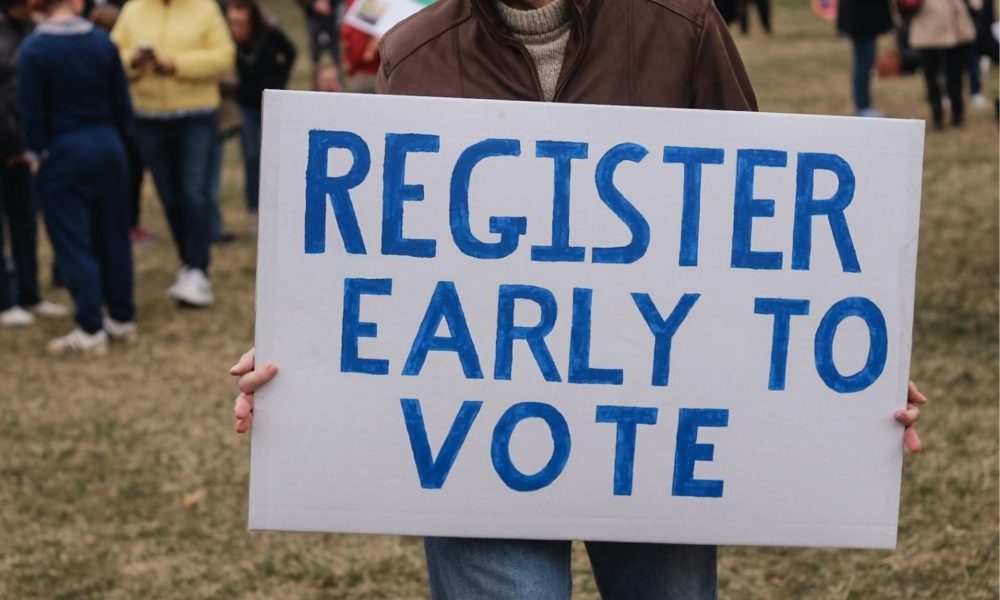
250, 90, 924, 549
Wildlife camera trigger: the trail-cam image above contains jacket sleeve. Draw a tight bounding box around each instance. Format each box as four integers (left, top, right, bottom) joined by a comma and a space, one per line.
270, 29, 298, 90
0, 73, 22, 157
15, 48, 46, 154
173, 6, 235, 80
689, 1, 758, 111
375, 41, 389, 94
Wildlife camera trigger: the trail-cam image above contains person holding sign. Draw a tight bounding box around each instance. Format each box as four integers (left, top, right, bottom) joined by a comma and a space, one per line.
233, 0, 928, 597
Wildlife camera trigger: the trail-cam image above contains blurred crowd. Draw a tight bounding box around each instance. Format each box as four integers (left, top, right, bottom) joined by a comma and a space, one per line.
0, 0, 997, 356
832, 0, 998, 124
0, 0, 378, 355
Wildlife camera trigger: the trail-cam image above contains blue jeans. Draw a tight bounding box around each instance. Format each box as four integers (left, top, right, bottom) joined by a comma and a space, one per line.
424, 538, 717, 600
208, 130, 225, 240
851, 35, 877, 112
134, 112, 216, 271
239, 105, 262, 214
36, 126, 134, 333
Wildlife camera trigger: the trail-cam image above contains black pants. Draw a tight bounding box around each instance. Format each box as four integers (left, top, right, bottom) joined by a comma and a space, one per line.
920, 46, 967, 127
740, 0, 771, 34
0, 160, 41, 311
124, 133, 145, 229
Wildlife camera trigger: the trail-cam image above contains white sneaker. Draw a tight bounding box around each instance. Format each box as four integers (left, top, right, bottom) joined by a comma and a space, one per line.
47, 328, 108, 356
0, 306, 35, 327
169, 268, 215, 307
28, 300, 69, 318
167, 268, 186, 297
970, 93, 989, 110
104, 316, 137, 342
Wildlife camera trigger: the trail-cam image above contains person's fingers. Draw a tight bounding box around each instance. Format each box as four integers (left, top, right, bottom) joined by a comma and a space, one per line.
903, 425, 922, 453
237, 364, 278, 394
894, 403, 921, 426
235, 414, 253, 434
230, 347, 255, 375
908, 380, 928, 405
235, 392, 255, 434
234, 392, 254, 420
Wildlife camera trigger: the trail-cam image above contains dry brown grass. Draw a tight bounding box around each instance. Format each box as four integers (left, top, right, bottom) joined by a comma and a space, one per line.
1, 0, 996, 597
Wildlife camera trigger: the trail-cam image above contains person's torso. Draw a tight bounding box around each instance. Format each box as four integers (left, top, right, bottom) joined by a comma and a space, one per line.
836, 0, 893, 38
0, 13, 32, 85
21, 22, 121, 138
236, 28, 293, 106
910, 0, 977, 48
116, 0, 229, 114
378, 0, 754, 110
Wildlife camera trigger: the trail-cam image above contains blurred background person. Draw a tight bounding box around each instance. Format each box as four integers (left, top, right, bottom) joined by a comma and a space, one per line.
227, 0, 296, 234
740, 0, 772, 36
296, 0, 342, 84
314, 63, 342, 92
837, 0, 894, 117
910, 0, 981, 129
340, 0, 379, 92
90, 2, 154, 246
0, 0, 67, 327
111, 0, 234, 308
18, 0, 134, 354
714, 0, 739, 26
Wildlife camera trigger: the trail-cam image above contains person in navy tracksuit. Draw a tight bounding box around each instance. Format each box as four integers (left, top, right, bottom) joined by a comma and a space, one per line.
17, 0, 135, 355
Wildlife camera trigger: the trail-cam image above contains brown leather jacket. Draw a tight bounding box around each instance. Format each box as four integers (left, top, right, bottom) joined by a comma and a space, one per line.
375, 0, 757, 111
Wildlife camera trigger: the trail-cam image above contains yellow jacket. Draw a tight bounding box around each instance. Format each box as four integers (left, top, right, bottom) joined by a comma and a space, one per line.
110, 0, 235, 115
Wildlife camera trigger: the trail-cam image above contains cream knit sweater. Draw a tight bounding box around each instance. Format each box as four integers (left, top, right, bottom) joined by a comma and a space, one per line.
494, 0, 573, 101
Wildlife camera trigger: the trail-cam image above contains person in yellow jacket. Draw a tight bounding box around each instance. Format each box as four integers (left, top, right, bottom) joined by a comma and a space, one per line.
111, 0, 234, 307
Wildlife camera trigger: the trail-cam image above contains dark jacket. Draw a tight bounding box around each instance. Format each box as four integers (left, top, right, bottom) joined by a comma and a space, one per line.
837, 0, 893, 38
376, 0, 757, 111
17, 18, 132, 154
0, 10, 33, 158
235, 26, 297, 110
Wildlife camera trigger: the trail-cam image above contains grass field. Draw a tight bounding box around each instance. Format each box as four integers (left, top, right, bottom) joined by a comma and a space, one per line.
1, 0, 997, 597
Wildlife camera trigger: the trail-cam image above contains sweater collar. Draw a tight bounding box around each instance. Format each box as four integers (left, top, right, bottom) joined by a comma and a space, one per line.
36, 16, 93, 36
493, 0, 572, 37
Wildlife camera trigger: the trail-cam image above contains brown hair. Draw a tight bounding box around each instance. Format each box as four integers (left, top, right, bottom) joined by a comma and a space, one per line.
89, 3, 119, 32
226, 0, 269, 43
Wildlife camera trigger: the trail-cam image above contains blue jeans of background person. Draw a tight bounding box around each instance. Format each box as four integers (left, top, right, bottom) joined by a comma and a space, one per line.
239, 105, 262, 214
424, 538, 717, 600
0, 161, 41, 311
36, 125, 134, 333
134, 112, 216, 272
851, 35, 877, 112
208, 131, 226, 240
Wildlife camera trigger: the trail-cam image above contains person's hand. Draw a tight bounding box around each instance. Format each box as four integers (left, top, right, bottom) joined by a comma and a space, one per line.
894, 380, 927, 453
130, 48, 156, 69
362, 36, 380, 63
154, 57, 176, 76
231, 347, 278, 434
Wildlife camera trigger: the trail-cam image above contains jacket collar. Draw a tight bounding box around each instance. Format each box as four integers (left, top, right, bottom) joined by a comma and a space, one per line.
472, 0, 593, 34
470, 0, 594, 102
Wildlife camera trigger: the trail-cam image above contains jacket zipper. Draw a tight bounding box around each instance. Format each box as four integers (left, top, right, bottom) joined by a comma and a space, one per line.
552, 3, 588, 102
